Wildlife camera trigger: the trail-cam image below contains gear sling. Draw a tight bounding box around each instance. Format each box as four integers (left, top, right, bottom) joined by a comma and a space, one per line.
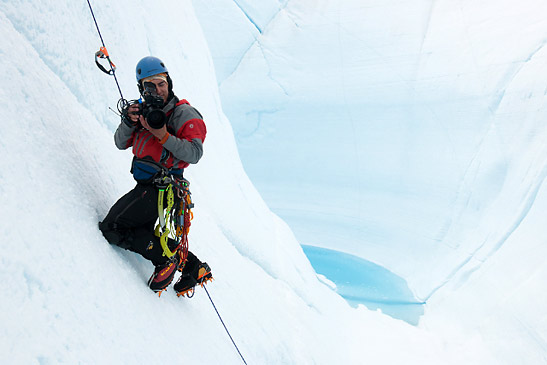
154, 172, 194, 267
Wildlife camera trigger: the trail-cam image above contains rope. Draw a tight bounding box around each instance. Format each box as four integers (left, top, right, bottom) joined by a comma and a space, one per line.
86, 0, 125, 100
203, 286, 248, 365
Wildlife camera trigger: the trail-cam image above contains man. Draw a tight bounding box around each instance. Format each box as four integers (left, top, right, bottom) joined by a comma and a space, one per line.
99, 56, 212, 295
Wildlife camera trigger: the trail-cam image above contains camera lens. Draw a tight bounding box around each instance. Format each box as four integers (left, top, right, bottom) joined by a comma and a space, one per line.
146, 109, 166, 129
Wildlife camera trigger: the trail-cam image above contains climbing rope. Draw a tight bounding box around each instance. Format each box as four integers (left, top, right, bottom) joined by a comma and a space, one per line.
203, 286, 248, 365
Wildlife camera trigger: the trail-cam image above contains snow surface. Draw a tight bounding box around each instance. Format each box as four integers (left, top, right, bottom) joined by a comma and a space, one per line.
193, 0, 547, 363
0, 0, 497, 364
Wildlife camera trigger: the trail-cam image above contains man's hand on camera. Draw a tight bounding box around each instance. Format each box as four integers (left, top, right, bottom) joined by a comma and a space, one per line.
142, 117, 169, 142
127, 104, 141, 124
121, 103, 141, 127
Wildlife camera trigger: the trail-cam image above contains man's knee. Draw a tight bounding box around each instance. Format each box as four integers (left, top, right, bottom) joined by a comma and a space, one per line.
98, 221, 131, 250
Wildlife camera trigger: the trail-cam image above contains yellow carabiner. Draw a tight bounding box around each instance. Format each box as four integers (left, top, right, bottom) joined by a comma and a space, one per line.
157, 183, 176, 258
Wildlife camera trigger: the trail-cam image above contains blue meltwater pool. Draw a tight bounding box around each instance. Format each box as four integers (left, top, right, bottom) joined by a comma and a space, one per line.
302, 245, 425, 325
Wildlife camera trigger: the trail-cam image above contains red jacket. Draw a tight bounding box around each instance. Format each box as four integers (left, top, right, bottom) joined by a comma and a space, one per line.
115, 97, 207, 171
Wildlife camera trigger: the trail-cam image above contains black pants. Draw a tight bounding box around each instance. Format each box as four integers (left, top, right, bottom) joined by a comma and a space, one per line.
99, 183, 198, 267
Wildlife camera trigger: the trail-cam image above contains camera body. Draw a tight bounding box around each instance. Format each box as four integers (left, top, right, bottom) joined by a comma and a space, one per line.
119, 83, 167, 129
138, 82, 167, 129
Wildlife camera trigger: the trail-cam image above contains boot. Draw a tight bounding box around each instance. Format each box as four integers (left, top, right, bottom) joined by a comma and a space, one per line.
147, 256, 180, 293
174, 262, 212, 297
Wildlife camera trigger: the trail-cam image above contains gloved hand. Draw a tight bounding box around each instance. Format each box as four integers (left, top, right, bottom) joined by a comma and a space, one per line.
121, 103, 141, 127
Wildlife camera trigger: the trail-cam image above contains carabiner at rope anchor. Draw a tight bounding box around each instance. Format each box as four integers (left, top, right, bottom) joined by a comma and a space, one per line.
95, 46, 117, 75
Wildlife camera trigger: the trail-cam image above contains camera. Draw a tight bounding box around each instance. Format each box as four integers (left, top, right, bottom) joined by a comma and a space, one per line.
139, 82, 166, 129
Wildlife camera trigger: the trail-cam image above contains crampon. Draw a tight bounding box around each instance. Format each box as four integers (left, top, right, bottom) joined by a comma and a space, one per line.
175, 262, 213, 297
176, 276, 214, 298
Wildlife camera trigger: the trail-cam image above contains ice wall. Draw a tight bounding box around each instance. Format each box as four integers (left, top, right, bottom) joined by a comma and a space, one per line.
192, 0, 547, 362
0, 0, 475, 363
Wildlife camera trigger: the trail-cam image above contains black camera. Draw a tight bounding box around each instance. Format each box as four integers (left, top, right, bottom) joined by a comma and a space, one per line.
139, 82, 166, 129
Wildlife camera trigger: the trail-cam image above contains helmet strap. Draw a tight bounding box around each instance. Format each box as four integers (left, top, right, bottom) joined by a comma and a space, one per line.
166, 74, 174, 100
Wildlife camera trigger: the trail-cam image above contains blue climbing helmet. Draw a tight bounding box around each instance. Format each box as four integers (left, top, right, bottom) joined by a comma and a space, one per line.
135, 56, 174, 98
135, 56, 169, 82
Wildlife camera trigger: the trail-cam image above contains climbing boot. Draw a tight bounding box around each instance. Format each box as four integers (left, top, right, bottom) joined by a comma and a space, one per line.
148, 257, 179, 293
174, 262, 213, 297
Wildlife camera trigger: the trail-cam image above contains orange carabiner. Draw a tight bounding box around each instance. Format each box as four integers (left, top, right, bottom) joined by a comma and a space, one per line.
98, 46, 109, 57
95, 46, 116, 74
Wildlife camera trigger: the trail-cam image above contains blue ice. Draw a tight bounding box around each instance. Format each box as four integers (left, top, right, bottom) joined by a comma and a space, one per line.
302, 245, 425, 325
